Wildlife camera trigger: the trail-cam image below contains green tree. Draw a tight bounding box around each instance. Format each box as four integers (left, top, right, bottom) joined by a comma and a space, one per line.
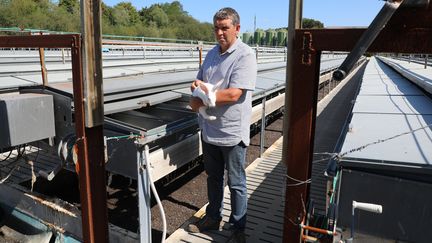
59, 0, 78, 14
112, 4, 129, 26
49, 6, 79, 32
2, 0, 42, 29
160, 1, 186, 19
0, 1, 222, 42
302, 18, 324, 28
101, 2, 115, 26
139, 5, 169, 28
116, 2, 140, 25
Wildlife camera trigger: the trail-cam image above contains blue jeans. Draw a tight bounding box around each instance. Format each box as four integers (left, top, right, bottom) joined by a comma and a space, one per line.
202, 140, 248, 230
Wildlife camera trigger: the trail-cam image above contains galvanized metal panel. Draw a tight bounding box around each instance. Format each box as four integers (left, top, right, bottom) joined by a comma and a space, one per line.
0, 52, 343, 92
379, 56, 432, 95
353, 95, 432, 114
358, 81, 423, 95
341, 113, 432, 165
104, 91, 182, 114
0, 93, 55, 149
320, 57, 346, 72
359, 60, 425, 96
0, 77, 37, 89
340, 57, 432, 166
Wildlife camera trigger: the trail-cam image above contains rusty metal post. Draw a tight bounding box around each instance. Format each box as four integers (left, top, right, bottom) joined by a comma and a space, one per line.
198, 41, 203, 69
199, 47, 202, 68
81, 0, 104, 128
38, 47, 48, 86
259, 95, 267, 157
71, 34, 108, 243
283, 32, 320, 243
37, 32, 48, 86
61, 48, 66, 64
78, 0, 108, 242
283, 0, 318, 242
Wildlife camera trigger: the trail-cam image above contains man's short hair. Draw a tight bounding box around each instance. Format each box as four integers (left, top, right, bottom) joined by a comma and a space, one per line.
213, 7, 240, 26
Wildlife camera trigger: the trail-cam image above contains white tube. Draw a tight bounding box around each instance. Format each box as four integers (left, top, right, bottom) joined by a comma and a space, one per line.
352, 201, 383, 214
145, 145, 167, 243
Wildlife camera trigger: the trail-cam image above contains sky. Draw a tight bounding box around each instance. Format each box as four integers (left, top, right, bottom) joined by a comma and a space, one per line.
103, 0, 385, 33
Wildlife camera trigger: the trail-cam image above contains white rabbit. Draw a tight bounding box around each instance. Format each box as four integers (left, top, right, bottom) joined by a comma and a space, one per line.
192, 80, 223, 120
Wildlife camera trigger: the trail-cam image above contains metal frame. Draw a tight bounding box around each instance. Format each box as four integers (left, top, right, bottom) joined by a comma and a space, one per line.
136, 144, 152, 243
0, 34, 108, 242
283, 5, 432, 242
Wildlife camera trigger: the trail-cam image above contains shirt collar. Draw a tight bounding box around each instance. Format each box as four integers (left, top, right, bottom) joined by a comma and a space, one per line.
219, 38, 241, 55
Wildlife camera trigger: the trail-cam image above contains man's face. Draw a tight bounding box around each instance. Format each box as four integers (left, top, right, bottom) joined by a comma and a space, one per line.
214, 18, 240, 53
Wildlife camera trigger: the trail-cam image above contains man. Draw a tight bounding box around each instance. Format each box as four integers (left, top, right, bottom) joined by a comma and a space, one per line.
188, 7, 257, 243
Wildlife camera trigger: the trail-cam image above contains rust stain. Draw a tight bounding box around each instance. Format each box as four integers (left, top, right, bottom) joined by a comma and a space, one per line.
24, 193, 78, 218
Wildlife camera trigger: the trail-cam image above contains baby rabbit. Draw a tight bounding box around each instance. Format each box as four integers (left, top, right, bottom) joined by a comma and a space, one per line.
192, 80, 223, 120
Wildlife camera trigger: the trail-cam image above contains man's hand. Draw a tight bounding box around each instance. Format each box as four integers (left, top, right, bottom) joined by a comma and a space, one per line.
199, 83, 209, 94
189, 97, 204, 112
191, 79, 203, 92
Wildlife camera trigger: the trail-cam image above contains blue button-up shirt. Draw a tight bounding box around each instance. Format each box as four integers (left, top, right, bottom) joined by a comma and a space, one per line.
196, 38, 257, 146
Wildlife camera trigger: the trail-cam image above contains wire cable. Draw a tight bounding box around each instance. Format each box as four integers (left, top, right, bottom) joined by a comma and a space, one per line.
338, 123, 432, 159
285, 174, 311, 187
0, 150, 12, 162
0, 164, 19, 184
145, 145, 167, 243
0, 144, 42, 184
105, 133, 142, 141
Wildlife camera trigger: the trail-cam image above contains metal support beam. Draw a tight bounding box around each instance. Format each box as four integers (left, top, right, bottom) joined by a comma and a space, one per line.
301, 4, 432, 54
283, 33, 320, 243
296, 28, 432, 53
81, 0, 104, 127
0, 35, 75, 48
259, 96, 267, 157
38, 47, 48, 86
78, 0, 108, 242
137, 144, 152, 243
198, 41, 203, 68
282, 0, 305, 242
71, 35, 108, 243
62, 48, 66, 64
